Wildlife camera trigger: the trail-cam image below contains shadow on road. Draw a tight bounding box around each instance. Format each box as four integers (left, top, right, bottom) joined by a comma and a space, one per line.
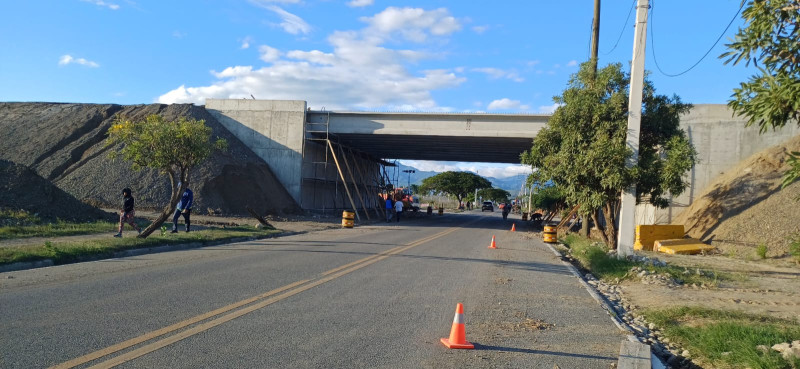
474, 344, 616, 361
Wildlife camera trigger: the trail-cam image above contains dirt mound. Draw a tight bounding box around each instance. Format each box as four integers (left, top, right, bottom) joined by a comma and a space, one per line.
674, 134, 800, 256
0, 160, 115, 222
0, 102, 301, 216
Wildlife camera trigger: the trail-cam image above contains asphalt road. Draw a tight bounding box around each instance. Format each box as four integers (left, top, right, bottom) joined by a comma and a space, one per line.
0, 211, 624, 368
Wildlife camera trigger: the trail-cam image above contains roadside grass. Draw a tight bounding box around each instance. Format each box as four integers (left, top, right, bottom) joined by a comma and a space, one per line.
642, 306, 800, 369
0, 209, 117, 240
0, 225, 281, 265
560, 234, 728, 286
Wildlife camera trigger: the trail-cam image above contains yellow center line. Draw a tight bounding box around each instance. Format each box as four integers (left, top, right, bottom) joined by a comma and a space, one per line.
52, 224, 464, 369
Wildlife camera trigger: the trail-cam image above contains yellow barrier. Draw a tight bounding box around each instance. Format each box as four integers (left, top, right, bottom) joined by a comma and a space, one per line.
634, 225, 684, 251
543, 225, 557, 243
655, 239, 715, 254
342, 210, 354, 228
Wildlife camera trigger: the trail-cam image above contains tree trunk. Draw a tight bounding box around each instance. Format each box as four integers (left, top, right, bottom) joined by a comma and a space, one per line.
138, 169, 188, 238
602, 203, 618, 249
591, 211, 610, 245
580, 211, 590, 236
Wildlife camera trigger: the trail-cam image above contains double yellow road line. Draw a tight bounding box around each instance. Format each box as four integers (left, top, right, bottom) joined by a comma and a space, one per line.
51, 225, 463, 369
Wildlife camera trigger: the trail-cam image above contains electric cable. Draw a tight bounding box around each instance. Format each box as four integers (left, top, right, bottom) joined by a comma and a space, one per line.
602, 0, 638, 55
649, 0, 744, 77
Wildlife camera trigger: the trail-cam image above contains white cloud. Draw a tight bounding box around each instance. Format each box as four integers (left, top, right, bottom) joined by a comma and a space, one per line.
286, 50, 336, 65
248, 0, 301, 4
471, 67, 523, 82
347, 0, 373, 7
268, 6, 312, 35
566, 60, 578, 67
157, 9, 466, 109
248, 2, 312, 35
487, 98, 529, 111
240, 36, 253, 49
537, 103, 562, 114
472, 25, 489, 34
81, 0, 119, 10
258, 45, 281, 62
526, 60, 540, 67
361, 7, 461, 42
58, 54, 99, 68
172, 30, 187, 39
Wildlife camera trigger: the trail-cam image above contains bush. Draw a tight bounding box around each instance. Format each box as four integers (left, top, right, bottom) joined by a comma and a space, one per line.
789, 233, 800, 264
756, 243, 768, 259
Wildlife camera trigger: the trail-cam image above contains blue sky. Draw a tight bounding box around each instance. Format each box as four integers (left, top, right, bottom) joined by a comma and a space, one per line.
0, 0, 753, 178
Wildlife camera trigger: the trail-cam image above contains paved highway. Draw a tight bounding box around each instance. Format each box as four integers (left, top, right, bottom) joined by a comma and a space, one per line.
0, 211, 624, 368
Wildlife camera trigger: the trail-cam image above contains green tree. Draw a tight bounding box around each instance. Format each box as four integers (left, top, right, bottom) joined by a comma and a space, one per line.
521, 62, 696, 247
107, 114, 228, 238
721, 0, 800, 187
419, 171, 491, 205
408, 184, 420, 194
477, 188, 511, 203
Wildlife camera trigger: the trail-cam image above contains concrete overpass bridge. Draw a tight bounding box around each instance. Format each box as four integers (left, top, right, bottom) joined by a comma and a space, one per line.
206, 99, 547, 218
305, 110, 548, 163
206, 99, 800, 223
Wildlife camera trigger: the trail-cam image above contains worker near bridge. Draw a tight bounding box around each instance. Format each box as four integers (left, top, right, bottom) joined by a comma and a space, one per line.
172, 187, 193, 233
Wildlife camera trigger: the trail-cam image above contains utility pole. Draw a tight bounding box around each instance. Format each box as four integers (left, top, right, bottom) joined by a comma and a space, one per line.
617, 0, 649, 258
590, 0, 601, 75
581, 0, 601, 236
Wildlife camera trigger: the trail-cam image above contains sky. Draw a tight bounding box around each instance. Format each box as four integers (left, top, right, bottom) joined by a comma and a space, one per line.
0, 0, 754, 179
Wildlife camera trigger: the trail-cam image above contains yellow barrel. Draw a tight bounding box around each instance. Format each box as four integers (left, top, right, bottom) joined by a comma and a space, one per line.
522, 212, 528, 221
342, 210, 355, 228
438, 206, 444, 216
543, 225, 557, 243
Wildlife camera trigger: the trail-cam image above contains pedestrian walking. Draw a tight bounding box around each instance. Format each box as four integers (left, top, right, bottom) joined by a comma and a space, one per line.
114, 188, 141, 237
172, 187, 193, 233
385, 197, 394, 222
502, 202, 511, 220
394, 197, 404, 222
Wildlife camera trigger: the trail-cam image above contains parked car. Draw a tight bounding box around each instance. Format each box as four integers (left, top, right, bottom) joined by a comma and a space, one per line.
481, 201, 494, 212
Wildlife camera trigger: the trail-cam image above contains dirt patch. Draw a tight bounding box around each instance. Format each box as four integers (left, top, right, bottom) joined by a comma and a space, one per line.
621, 252, 800, 321
0, 159, 114, 222
674, 134, 800, 257
0, 102, 301, 216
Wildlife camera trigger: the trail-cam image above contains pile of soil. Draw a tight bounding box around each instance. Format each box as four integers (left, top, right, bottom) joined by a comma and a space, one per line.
0, 159, 114, 222
0, 103, 301, 216
674, 134, 800, 257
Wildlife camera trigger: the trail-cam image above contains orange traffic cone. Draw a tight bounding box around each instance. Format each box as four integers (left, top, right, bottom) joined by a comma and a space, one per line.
488, 235, 497, 249
440, 303, 474, 349
510, 223, 516, 232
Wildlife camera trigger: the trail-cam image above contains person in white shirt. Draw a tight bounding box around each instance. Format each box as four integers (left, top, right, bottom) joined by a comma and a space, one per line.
394, 198, 404, 222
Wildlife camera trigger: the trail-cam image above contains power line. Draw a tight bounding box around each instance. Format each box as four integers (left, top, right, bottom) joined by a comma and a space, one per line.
649, 0, 744, 77
602, 0, 637, 55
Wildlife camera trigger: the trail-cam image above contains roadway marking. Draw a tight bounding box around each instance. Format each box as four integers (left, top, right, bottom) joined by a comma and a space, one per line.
51, 223, 465, 369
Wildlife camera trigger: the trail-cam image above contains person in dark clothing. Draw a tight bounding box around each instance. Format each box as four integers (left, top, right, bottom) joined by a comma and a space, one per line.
172, 187, 194, 233
502, 202, 511, 220
114, 188, 141, 237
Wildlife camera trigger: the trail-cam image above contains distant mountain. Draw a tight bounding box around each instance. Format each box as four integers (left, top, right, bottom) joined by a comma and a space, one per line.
390, 163, 528, 195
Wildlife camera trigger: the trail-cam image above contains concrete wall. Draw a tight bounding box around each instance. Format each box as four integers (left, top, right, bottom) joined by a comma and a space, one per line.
205, 99, 307, 203
647, 104, 800, 223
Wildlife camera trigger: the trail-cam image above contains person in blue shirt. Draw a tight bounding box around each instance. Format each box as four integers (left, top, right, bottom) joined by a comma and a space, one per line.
172, 187, 194, 233
385, 197, 394, 223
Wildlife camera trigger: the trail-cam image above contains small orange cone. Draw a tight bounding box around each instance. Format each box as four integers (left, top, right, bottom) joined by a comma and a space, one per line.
488, 235, 497, 249
510, 223, 516, 232
440, 303, 474, 349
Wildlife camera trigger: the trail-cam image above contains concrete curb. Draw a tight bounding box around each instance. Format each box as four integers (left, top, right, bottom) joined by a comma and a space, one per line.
0, 230, 303, 273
